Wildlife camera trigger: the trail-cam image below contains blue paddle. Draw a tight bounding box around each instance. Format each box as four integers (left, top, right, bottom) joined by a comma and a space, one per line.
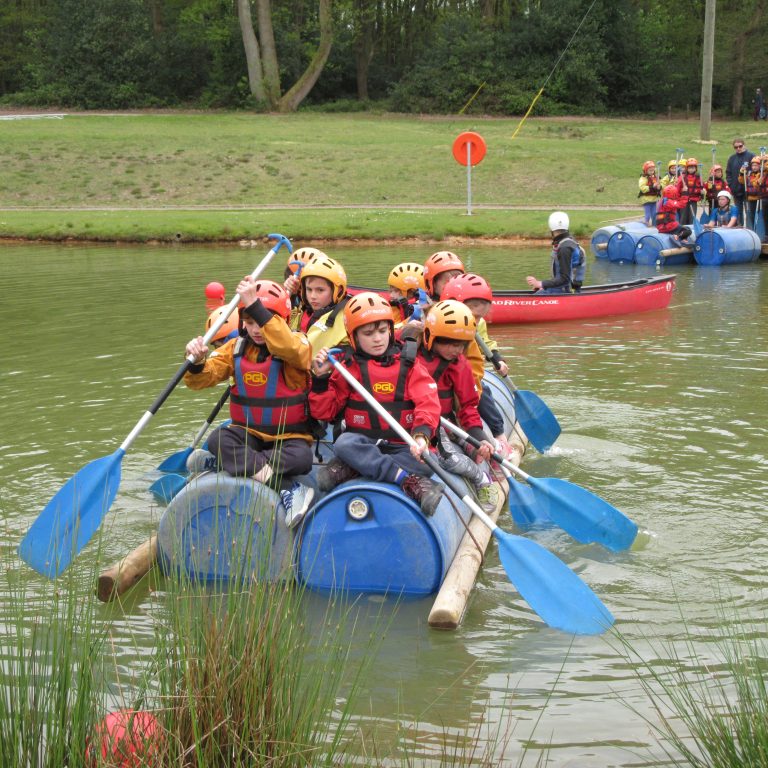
326, 350, 613, 635
155, 388, 230, 474
149, 472, 188, 504
439, 417, 637, 552
474, 333, 560, 453
18, 235, 292, 578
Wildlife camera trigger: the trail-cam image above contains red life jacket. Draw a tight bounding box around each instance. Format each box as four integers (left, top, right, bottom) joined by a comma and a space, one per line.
229, 339, 311, 435
655, 199, 681, 233
746, 171, 763, 199
705, 178, 728, 200
343, 351, 416, 441
417, 351, 457, 416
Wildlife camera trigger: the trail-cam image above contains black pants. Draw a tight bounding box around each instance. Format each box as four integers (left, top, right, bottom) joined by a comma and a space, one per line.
207, 424, 313, 488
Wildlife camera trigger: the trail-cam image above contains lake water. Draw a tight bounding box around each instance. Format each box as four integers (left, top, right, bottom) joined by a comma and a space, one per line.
1, 240, 767, 766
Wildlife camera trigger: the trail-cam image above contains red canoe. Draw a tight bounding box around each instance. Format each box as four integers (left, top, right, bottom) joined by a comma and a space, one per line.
350, 275, 675, 325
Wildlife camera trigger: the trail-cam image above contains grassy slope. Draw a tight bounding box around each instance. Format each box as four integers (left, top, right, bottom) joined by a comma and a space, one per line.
0, 112, 765, 241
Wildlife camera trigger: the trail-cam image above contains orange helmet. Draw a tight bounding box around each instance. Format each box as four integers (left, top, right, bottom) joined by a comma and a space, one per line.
287, 246, 326, 275
686, 157, 698, 168
663, 185, 679, 200
344, 292, 394, 350
205, 306, 239, 344
423, 300, 476, 351
239, 279, 292, 321
388, 262, 425, 293
440, 272, 492, 303
423, 251, 465, 296
642, 161, 656, 174
300, 255, 347, 305
710, 164, 723, 174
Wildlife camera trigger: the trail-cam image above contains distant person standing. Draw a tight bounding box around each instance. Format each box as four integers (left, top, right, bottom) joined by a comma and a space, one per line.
526, 211, 585, 295
753, 88, 766, 120
726, 138, 754, 225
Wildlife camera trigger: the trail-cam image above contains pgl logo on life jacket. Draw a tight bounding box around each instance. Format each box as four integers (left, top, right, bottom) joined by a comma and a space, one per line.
243, 371, 267, 386
373, 381, 395, 395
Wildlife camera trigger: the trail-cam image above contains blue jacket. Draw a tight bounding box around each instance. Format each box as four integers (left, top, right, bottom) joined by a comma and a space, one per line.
726, 149, 755, 196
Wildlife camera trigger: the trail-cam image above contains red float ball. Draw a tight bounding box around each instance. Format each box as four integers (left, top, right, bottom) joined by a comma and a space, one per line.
205, 281, 226, 312
88, 709, 161, 767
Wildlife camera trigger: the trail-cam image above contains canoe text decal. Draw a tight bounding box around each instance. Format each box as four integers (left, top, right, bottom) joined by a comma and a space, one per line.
495, 299, 561, 306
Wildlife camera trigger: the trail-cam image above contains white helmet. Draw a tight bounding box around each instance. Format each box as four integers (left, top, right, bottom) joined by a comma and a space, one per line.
548, 211, 569, 232
716, 189, 733, 202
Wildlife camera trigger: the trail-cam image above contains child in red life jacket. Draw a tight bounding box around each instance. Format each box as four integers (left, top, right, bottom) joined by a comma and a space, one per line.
638, 160, 662, 226
309, 292, 444, 516
184, 277, 316, 527
655, 185, 691, 242
440, 273, 513, 460
415, 300, 500, 513
703, 164, 729, 218
387, 262, 425, 325
676, 157, 703, 224
290, 254, 351, 352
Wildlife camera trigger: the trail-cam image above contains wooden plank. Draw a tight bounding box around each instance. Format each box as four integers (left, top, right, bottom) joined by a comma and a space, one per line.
660, 246, 693, 257
97, 535, 157, 603
428, 428, 526, 630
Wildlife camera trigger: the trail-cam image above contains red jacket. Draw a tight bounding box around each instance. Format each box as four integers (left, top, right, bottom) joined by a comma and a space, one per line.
676, 172, 703, 203
417, 349, 483, 431
309, 351, 440, 442
655, 197, 687, 233
704, 178, 729, 202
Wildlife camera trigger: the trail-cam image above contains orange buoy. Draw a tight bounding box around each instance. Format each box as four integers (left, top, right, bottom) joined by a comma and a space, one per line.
88, 709, 161, 767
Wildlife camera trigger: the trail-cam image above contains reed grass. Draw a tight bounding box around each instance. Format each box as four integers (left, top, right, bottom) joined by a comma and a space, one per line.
613, 606, 768, 767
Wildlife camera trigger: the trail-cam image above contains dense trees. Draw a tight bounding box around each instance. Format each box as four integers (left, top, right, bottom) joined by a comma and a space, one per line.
0, 0, 766, 115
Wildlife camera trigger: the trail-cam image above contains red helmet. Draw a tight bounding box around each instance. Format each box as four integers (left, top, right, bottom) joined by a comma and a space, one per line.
709, 164, 723, 174
440, 272, 492, 303
642, 161, 656, 174
423, 251, 465, 296
686, 157, 698, 168
343, 292, 394, 350
239, 280, 291, 321
663, 185, 679, 200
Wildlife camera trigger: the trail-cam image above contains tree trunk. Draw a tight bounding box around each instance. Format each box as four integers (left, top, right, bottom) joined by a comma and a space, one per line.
237, 0, 266, 102
278, 0, 333, 113
354, 0, 375, 100
731, 1, 765, 115
255, 0, 281, 108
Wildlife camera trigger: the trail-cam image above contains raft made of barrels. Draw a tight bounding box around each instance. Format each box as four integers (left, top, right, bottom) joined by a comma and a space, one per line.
606, 226, 659, 263
693, 228, 761, 265
591, 221, 651, 259
634, 233, 696, 266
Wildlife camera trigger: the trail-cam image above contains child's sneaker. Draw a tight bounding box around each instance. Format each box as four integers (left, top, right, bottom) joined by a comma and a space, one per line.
476, 483, 500, 513
280, 481, 315, 529
186, 449, 217, 475
317, 458, 359, 491
401, 475, 443, 517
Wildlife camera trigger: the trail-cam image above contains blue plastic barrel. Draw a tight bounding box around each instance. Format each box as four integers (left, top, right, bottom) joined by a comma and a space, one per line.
694, 228, 761, 265
590, 221, 648, 259
606, 226, 656, 263
635, 233, 695, 266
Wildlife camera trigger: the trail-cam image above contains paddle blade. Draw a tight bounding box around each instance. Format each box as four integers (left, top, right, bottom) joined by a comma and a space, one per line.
507, 477, 550, 529
18, 449, 125, 578
156, 447, 192, 474
493, 529, 614, 635
513, 390, 561, 452
529, 476, 638, 552
148, 472, 187, 504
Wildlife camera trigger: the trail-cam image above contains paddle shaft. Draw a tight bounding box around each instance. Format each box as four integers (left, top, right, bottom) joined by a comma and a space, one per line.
440, 417, 532, 484
120, 237, 288, 454
188, 387, 230, 450
326, 353, 497, 532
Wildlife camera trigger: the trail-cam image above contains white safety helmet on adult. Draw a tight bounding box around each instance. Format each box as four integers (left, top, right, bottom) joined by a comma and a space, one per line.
548, 211, 569, 232
716, 190, 733, 202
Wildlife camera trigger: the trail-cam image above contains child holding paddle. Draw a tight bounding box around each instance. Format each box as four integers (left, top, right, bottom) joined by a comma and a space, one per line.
409, 299, 500, 512
290, 253, 351, 352
440, 272, 513, 460
703, 164, 729, 218
184, 277, 316, 528
283, 245, 325, 315
387, 261, 425, 324
309, 292, 444, 516
675, 157, 703, 224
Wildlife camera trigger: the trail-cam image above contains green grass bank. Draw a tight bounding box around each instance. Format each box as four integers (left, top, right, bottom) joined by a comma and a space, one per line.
1, 111, 764, 242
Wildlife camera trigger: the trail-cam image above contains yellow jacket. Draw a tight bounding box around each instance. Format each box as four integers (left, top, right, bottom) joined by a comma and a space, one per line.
183, 314, 313, 443
638, 174, 660, 204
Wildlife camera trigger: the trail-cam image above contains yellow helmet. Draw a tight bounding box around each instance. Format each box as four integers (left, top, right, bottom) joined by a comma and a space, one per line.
667, 159, 678, 171
288, 246, 327, 275
300, 255, 347, 305
388, 262, 425, 293
423, 300, 476, 351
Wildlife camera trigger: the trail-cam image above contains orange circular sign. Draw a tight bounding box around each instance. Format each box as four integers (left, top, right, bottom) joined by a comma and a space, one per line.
452, 132, 487, 166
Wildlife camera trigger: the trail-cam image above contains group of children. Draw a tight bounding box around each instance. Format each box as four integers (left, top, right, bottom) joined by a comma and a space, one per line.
639, 157, 746, 241
182, 247, 513, 529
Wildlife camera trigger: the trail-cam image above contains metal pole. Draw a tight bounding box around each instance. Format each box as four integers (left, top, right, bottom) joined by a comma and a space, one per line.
466, 142, 473, 215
